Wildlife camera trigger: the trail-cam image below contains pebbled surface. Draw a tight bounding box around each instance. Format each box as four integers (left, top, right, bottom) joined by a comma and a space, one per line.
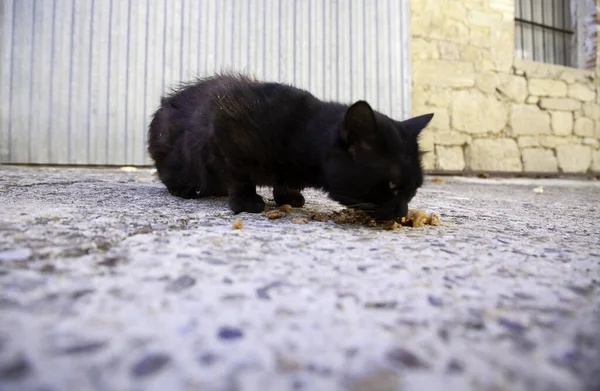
0, 166, 599, 391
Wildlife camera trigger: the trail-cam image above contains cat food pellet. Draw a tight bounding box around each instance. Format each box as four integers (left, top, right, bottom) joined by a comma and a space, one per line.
278, 204, 293, 213
309, 213, 329, 222
265, 210, 284, 220
382, 221, 399, 231
400, 209, 429, 227
364, 217, 377, 228
431, 177, 447, 184
232, 218, 243, 230
398, 209, 441, 227
291, 217, 309, 224
427, 213, 441, 226
331, 208, 368, 225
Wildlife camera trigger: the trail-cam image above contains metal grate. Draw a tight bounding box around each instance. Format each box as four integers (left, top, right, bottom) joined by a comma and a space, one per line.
515, 0, 574, 66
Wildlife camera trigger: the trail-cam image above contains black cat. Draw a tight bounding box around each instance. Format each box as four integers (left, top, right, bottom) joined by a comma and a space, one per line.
147, 73, 433, 220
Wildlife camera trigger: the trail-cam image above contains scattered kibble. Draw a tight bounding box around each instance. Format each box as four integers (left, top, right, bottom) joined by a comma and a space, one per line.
308, 213, 329, 222
401, 209, 429, 227
382, 221, 400, 231
278, 204, 293, 213
265, 209, 284, 219
232, 218, 243, 230
427, 213, 441, 226
291, 217, 309, 224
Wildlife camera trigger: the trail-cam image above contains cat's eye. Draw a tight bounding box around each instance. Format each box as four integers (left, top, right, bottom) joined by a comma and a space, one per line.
389, 181, 397, 190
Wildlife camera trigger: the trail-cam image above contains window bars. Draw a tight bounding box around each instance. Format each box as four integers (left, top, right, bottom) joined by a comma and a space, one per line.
515, 0, 574, 67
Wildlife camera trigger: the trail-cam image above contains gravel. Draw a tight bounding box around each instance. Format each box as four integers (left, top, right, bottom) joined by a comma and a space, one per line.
0, 165, 599, 391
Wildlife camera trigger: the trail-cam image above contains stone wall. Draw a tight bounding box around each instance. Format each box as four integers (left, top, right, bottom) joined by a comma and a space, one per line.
411, 0, 600, 173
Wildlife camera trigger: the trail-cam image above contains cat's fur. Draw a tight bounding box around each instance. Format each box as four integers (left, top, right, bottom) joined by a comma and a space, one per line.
147, 73, 433, 220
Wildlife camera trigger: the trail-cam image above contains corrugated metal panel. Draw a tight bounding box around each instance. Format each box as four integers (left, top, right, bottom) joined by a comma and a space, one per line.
0, 0, 411, 165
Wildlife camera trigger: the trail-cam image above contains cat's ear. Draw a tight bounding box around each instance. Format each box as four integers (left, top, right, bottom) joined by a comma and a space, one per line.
340, 101, 377, 147
399, 113, 434, 136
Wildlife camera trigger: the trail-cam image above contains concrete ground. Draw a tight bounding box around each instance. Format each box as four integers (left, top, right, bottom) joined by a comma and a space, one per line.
0, 166, 599, 391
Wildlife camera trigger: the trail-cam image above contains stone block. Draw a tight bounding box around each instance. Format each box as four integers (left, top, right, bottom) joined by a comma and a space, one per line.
497, 73, 527, 102
526, 96, 539, 104
583, 138, 599, 148
592, 150, 600, 172
574, 117, 595, 137
528, 78, 567, 97
413, 60, 475, 88
517, 136, 540, 148
539, 98, 582, 111
539, 135, 574, 149
522, 148, 558, 172
568, 83, 595, 101
447, 1, 467, 20
460, 46, 495, 71
470, 26, 491, 47
514, 58, 562, 78
433, 131, 472, 146
435, 146, 465, 171
556, 145, 592, 173
438, 41, 461, 60
582, 102, 600, 119
510, 104, 551, 135
475, 71, 499, 94
452, 90, 508, 134
466, 138, 522, 171
412, 38, 440, 60
419, 128, 434, 152
560, 69, 595, 84
421, 151, 435, 170
551, 111, 573, 136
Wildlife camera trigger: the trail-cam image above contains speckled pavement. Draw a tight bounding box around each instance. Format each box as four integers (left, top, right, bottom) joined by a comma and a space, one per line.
0, 166, 599, 391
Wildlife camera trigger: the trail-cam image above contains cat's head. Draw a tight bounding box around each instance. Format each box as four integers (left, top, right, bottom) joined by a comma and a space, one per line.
324, 101, 433, 220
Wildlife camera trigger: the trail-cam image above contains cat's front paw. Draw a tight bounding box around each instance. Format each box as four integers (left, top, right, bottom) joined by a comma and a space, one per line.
273, 188, 305, 208
229, 194, 266, 214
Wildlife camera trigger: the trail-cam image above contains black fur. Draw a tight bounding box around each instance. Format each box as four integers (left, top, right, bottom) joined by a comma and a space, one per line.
147, 73, 433, 220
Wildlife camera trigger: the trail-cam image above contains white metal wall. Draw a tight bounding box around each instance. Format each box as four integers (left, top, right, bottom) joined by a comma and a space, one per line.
0, 0, 411, 165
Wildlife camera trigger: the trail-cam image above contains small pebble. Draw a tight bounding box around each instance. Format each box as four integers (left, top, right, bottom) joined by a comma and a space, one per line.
446, 358, 464, 373
198, 352, 218, 366
131, 353, 171, 377
364, 301, 397, 309
165, 275, 196, 292
217, 326, 244, 340
0, 248, 32, 263
58, 340, 106, 355
0, 355, 31, 380
498, 317, 527, 334
386, 347, 430, 369
428, 295, 443, 307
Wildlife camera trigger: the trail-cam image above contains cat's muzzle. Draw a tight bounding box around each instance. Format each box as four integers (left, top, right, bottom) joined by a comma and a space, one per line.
371, 200, 409, 221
